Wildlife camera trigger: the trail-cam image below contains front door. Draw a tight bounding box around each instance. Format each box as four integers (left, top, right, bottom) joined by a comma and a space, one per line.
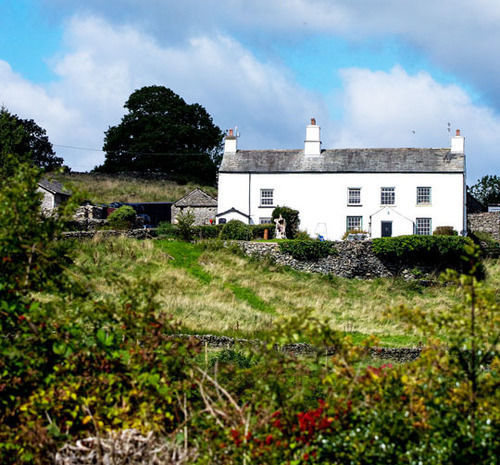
381, 221, 392, 237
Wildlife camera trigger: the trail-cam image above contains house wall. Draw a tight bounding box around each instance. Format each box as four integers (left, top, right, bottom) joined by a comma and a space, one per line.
171, 206, 216, 225
37, 187, 54, 212
218, 172, 465, 240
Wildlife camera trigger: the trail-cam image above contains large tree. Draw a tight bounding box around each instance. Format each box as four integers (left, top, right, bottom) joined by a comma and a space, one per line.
469, 175, 500, 206
0, 107, 63, 172
96, 86, 223, 185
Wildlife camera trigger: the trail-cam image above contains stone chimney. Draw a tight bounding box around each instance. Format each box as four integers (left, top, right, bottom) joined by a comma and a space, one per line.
224, 128, 237, 153
451, 129, 465, 154
304, 118, 321, 156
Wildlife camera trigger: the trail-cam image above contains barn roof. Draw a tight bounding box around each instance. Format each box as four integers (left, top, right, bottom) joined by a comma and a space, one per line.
37, 178, 72, 196
173, 188, 217, 207
219, 148, 464, 174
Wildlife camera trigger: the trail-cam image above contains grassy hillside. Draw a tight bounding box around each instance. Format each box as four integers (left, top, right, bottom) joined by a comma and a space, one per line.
54, 172, 217, 203
52, 237, 500, 346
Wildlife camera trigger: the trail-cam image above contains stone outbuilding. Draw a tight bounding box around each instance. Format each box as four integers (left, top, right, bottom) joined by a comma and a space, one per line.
171, 188, 217, 225
37, 178, 72, 214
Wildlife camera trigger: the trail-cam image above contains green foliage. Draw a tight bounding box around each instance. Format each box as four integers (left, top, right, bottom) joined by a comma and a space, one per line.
469, 174, 500, 206
250, 223, 275, 239
372, 235, 475, 274
156, 221, 178, 239
96, 86, 223, 185
176, 210, 196, 241
295, 230, 312, 240
272, 206, 300, 239
279, 240, 337, 261
209, 349, 255, 369
433, 225, 458, 235
219, 219, 252, 241
341, 228, 368, 240
0, 106, 63, 171
194, 224, 224, 239
107, 205, 137, 230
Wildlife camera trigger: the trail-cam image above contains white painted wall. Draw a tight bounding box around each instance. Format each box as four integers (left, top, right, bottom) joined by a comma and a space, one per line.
218, 172, 465, 239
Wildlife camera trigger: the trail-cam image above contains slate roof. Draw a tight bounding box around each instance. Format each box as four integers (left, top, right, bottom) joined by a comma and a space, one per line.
38, 178, 72, 196
219, 148, 464, 173
174, 188, 217, 207
216, 207, 250, 219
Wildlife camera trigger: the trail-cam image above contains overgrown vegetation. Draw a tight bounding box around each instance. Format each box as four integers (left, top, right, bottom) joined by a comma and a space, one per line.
272, 206, 300, 239
107, 205, 137, 230
53, 172, 218, 204
219, 219, 252, 241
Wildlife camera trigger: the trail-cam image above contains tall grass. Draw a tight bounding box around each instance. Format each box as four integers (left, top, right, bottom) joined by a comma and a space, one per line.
54, 172, 217, 203
51, 238, 498, 346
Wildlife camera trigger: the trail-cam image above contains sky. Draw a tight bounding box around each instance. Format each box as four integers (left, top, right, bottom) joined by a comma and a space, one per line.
1, 0, 499, 182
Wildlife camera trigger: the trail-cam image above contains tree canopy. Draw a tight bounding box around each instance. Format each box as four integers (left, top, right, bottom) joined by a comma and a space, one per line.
96, 86, 223, 185
0, 107, 63, 172
469, 175, 500, 206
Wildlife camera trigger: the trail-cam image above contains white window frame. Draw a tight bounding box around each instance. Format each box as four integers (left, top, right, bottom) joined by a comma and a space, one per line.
381, 187, 395, 205
260, 189, 274, 207
348, 187, 361, 205
417, 186, 431, 205
346, 216, 363, 232
415, 217, 432, 235
259, 217, 272, 224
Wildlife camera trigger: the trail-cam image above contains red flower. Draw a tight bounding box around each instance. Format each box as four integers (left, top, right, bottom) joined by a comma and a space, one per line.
265, 434, 273, 445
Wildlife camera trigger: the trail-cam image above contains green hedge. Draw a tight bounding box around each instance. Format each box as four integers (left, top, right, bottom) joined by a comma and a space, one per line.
372, 235, 473, 270
250, 223, 275, 240
220, 220, 252, 241
279, 240, 337, 261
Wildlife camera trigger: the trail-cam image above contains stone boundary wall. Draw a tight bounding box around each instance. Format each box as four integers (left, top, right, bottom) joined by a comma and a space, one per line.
238, 241, 398, 278
468, 212, 500, 240
62, 229, 158, 240
169, 334, 422, 363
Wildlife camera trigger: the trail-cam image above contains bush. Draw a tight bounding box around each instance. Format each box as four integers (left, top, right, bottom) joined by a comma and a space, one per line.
176, 210, 196, 241
341, 229, 368, 240
295, 230, 312, 240
272, 206, 300, 239
107, 205, 137, 229
250, 223, 275, 240
433, 226, 458, 236
219, 219, 251, 241
156, 221, 178, 239
194, 224, 224, 239
372, 235, 477, 274
279, 240, 337, 261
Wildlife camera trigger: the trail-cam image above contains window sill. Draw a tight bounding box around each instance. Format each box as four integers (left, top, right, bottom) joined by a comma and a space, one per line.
380, 204, 396, 207
416, 203, 431, 207
259, 205, 275, 208
347, 204, 363, 207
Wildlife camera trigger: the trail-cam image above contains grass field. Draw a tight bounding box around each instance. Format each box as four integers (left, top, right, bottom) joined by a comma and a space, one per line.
57, 237, 500, 346
54, 172, 217, 203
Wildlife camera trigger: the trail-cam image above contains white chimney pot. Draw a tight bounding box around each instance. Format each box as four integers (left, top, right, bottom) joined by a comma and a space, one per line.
304, 118, 321, 156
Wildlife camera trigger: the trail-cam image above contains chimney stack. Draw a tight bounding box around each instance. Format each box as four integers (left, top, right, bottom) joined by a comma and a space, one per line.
451, 128, 464, 154
224, 128, 237, 153
304, 118, 321, 156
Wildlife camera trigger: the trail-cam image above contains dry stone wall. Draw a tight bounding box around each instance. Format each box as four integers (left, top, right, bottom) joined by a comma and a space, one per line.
239, 241, 396, 278
468, 212, 500, 240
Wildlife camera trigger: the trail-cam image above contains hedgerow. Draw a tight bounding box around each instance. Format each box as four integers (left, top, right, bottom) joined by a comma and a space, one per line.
219, 219, 252, 241
372, 235, 476, 273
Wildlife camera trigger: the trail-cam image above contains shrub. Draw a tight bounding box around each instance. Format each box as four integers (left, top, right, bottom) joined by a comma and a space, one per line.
219, 220, 251, 241
272, 206, 300, 239
107, 205, 137, 229
279, 240, 337, 261
250, 223, 275, 240
372, 235, 477, 274
433, 226, 458, 236
194, 224, 224, 239
341, 229, 368, 240
176, 209, 196, 241
156, 221, 178, 239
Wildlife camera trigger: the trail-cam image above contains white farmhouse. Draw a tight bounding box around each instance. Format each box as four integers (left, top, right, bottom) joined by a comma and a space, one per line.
217, 120, 466, 240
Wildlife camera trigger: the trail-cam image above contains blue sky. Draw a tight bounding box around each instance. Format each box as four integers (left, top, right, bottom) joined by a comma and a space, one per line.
1, 0, 499, 181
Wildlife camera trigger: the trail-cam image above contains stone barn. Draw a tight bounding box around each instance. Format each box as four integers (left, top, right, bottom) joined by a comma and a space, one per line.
171, 188, 217, 225
37, 178, 72, 214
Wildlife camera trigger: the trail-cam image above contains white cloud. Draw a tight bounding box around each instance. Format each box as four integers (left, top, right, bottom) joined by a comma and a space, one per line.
2, 15, 329, 170
334, 66, 500, 181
